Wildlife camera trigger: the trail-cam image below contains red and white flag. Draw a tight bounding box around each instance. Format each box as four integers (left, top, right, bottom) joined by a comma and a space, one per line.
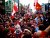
11, 2, 18, 16
11, 0, 18, 19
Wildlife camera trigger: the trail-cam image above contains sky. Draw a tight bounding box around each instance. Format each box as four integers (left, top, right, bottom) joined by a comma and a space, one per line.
20, 0, 48, 12
5, 0, 48, 12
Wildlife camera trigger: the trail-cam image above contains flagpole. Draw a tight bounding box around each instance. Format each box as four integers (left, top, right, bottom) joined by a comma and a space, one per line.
18, 0, 19, 13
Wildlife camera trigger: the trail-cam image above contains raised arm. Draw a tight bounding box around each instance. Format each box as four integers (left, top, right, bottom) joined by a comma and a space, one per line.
44, 25, 50, 33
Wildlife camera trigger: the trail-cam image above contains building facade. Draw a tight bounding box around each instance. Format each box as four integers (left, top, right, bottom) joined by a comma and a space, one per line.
5, 0, 13, 13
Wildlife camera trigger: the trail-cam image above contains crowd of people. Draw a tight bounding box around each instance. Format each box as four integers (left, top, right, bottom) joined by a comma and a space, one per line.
0, 11, 50, 38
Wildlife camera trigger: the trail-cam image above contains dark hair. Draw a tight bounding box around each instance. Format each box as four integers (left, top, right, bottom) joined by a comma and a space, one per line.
39, 25, 45, 31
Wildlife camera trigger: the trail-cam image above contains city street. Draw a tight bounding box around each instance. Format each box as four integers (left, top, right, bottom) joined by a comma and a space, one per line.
0, 0, 50, 38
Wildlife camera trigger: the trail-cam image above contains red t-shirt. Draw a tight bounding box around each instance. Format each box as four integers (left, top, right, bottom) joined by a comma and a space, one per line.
33, 31, 47, 38
9, 27, 15, 33
39, 31, 47, 38
11, 16, 14, 19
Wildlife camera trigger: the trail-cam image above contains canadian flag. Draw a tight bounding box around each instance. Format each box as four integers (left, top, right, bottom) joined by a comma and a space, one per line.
11, 2, 18, 16
11, 1, 18, 19
34, 0, 41, 10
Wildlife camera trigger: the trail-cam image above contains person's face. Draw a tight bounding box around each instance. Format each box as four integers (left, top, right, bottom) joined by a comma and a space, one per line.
0, 25, 4, 30
33, 20, 36, 23
30, 20, 33, 24
24, 22, 27, 25
20, 21, 24, 25
27, 21, 30, 24
6, 21, 10, 26
40, 14, 43, 17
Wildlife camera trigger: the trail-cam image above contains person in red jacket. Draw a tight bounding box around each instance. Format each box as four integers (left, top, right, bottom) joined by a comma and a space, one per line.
33, 25, 50, 38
